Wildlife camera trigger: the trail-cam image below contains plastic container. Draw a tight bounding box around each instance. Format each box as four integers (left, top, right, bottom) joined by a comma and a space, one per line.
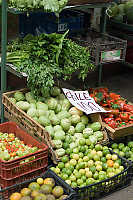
74, 150, 132, 199
0, 169, 77, 200
19, 10, 85, 37
0, 121, 48, 188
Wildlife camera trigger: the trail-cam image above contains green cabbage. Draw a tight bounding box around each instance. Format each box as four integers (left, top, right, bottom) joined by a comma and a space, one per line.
61, 99, 71, 111
55, 148, 65, 157
30, 103, 36, 109
41, 87, 50, 98
94, 131, 103, 141
50, 86, 61, 96
89, 135, 97, 145
83, 128, 93, 135
75, 122, 85, 133
52, 140, 62, 149
90, 122, 101, 132
55, 104, 62, 114
38, 116, 51, 126
68, 126, 75, 135
14, 91, 25, 101
69, 107, 83, 116
54, 130, 65, 141
36, 102, 48, 110
71, 114, 81, 125
61, 118, 71, 131
50, 114, 60, 125
25, 92, 36, 103
49, 110, 55, 118
27, 108, 37, 117
81, 115, 89, 125
45, 125, 54, 138
57, 111, 71, 120
16, 101, 30, 111
47, 98, 57, 110
54, 125, 62, 132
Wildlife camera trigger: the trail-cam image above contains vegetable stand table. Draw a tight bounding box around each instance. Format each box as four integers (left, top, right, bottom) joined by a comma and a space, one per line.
1, 0, 112, 123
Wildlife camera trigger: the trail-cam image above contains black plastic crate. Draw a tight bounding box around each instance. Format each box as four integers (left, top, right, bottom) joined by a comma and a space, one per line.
0, 169, 76, 200
71, 30, 127, 66
74, 150, 132, 200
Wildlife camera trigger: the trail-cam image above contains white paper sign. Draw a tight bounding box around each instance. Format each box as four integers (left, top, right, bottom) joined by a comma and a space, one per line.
62, 88, 108, 115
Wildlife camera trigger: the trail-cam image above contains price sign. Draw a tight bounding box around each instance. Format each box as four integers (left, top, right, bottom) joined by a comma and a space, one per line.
101, 50, 121, 62
62, 88, 108, 115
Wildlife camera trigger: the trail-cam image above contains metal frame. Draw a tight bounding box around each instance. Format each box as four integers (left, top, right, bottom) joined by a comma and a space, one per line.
0, 1, 112, 122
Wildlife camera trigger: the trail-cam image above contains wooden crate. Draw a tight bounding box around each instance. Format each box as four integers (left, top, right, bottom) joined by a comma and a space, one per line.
103, 120, 133, 140
3, 88, 109, 164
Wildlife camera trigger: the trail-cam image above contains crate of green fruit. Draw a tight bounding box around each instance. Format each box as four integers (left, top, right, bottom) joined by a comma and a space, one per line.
2, 87, 109, 164
0, 169, 77, 200
0, 121, 48, 188
51, 146, 132, 200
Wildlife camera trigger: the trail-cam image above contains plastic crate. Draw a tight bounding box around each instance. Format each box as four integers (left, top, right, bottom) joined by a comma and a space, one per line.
0, 169, 77, 200
19, 10, 85, 37
0, 121, 48, 188
74, 150, 132, 199
71, 30, 127, 66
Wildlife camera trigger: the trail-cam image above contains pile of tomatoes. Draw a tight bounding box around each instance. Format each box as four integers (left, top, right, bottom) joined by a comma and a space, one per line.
89, 87, 133, 129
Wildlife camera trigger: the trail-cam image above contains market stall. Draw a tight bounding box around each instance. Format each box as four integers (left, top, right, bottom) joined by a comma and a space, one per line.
0, 0, 133, 200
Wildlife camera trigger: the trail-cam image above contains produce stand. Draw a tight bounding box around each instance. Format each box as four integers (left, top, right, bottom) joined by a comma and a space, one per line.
0, 0, 133, 200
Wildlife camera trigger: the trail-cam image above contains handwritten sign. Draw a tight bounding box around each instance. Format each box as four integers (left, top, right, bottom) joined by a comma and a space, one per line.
62, 88, 108, 115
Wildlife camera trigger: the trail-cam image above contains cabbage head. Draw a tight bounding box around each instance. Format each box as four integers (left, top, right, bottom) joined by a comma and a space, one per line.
47, 98, 57, 110
71, 114, 81, 125
75, 122, 85, 133
41, 87, 50, 98
81, 115, 89, 125
94, 131, 103, 141
36, 109, 49, 117
25, 92, 36, 103
49, 110, 55, 118
27, 108, 37, 117
30, 103, 36, 109
50, 114, 60, 126
45, 125, 54, 138
89, 135, 97, 145
55, 104, 62, 114
50, 86, 61, 96
57, 111, 71, 120
14, 91, 25, 101
54, 125, 62, 132
52, 140, 62, 149
54, 130, 65, 141
69, 107, 83, 116
90, 122, 101, 132
61, 118, 71, 131
55, 148, 65, 157
38, 116, 51, 126
58, 93, 66, 100
61, 99, 71, 111
83, 128, 93, 135
68, 126, 75, 135
36, 102, 48, 110
16, 101, 30, 111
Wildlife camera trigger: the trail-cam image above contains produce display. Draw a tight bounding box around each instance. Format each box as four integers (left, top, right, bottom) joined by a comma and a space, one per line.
89, 87, 133, 129
9, 176, 68, 200
11, 87, 105, 158
111, 141, 133, 162
0, 132, 40, 161
7, 32, 94, 98
51, 144, 125, 188
107, 1, 133, 24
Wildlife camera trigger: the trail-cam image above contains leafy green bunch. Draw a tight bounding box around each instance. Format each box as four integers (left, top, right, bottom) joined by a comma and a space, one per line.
8, 0, 68, 13
7, 32, 95, 98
